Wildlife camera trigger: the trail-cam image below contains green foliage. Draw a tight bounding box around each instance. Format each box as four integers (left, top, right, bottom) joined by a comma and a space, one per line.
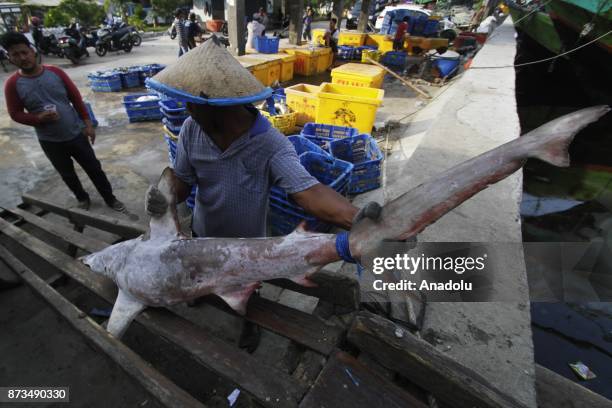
46, 0, 105, 27
128, 5, 145, 29
45, 8, 71, 27
150, 0, 182, 22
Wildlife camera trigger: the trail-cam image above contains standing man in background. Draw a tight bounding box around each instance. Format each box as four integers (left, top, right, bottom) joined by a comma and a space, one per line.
171, 9, 189, 57
1, 32, 125, 212
303, 7, 313, 42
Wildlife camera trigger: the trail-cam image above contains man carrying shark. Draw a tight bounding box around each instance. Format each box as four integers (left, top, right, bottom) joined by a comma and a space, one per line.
144, 37, 380, 352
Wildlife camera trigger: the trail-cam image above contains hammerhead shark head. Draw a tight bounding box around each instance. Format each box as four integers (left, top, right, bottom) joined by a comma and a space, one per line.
83, 106, 609, 338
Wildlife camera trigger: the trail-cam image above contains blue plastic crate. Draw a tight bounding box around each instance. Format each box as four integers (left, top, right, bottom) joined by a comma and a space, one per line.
164, 134, 177, 164
84, 102, 98, 128
123, 93, 162, 122
88, 72, 122, 92
162, 117, 185, 134
329, 134, 383, 194
271, 152, 353, 205
288, 135, 330, 157
159, 99, 187, 114
116, 69, 140, 88
268, 200, 331, 236
382, 51, 407, 67
338, 45, 356, 60
139, 64, 166, 84
423, 19, 439, 37
301, 123, 360, 148
255, 36, 280, 53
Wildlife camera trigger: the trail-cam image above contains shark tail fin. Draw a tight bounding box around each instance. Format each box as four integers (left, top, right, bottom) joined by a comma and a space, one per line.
529, 105, 610, 167
106, 289, 146, 339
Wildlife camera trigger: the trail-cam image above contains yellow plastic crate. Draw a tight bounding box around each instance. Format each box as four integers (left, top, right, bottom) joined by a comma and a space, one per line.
236, 57, 269, 86
162, 125, 178, 141
361, 49, 382, 63
312, 28, 326, 46
315, 82, 384, 134
365, 34, 394, 53
283, 49, 319, 76
278, 53, 296, 82
261, 110, 298, 135
315, 47, 333, 73
237, 55, 281, 86
331, 63, 385, 89
285, 83, 320, 126
338, 31, 367, 46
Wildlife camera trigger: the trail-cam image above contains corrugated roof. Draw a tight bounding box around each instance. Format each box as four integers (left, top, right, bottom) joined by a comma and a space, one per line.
22, 0, 61, 7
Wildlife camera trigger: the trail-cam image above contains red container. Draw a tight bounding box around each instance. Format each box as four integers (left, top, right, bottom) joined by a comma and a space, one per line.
459, 31, 487, 45
206, 19, 224, 32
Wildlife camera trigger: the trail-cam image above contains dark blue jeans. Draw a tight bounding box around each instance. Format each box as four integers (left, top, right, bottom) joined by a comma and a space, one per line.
39, 134, 116, 204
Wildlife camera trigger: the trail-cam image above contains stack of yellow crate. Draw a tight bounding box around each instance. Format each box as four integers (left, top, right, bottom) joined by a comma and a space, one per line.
235, 57, 270, 87
283, 48, 319, 76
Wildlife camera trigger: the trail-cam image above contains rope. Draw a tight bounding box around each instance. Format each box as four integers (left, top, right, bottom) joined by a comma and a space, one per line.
470, 29, 612, 69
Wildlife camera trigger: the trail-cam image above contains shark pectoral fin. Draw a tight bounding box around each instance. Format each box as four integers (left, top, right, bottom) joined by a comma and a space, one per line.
106, 289, 146, 339
216, 282, 261, 315
290, 275, 318, 288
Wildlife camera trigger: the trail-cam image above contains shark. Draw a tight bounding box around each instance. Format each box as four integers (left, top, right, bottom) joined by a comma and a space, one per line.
82, 105, 609, 338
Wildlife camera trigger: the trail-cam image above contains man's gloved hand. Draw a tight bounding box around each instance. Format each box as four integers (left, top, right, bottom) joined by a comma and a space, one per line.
145, 185, 168, 218
353, 201, 382, 224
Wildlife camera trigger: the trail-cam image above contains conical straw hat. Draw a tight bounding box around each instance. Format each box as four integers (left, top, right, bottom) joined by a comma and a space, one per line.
146, 36, 271, 105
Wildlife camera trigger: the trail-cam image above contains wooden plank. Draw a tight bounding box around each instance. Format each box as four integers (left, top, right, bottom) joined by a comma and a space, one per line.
0, 245, 206, 408
0, 218, 307, 407
22, 194, 145, 239
300, 351, 428, 408
535, 364, 612, 408
268, 269, 360, 310
347, 312, 531, 408
5, 207, 108, 253
203, 294, 344, 356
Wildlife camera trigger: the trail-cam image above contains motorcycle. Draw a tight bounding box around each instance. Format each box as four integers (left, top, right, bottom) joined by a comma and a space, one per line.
0, 47, 9, 72
57, 26, 89, 64
95, 25, 133, 57
128, 26, 142, 46
32, 27, 64, 58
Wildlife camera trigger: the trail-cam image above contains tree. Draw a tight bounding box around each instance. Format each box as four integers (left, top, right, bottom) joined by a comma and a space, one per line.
150, 0, 182, 23
46, 0, 105, 27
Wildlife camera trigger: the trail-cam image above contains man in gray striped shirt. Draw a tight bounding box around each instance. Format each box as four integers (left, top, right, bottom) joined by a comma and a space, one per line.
172, 9, 189, 57
149, 104, 358, 239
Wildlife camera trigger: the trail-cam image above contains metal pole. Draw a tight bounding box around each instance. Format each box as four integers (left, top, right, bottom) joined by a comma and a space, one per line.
227, 0, 246, 56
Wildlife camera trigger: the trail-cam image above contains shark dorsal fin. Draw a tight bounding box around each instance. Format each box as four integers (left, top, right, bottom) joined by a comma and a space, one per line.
148, 167, 182, 239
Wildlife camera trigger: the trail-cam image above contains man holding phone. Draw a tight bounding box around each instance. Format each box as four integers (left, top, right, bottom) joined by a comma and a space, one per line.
1, 32, 124, 211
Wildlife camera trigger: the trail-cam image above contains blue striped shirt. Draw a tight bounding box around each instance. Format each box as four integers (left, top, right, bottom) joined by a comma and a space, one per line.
174, 112, 319, 238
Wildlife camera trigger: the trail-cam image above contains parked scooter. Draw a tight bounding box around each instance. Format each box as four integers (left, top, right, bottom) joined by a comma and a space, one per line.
0, 46, 9, 72
95, 25, 133, 56
58, 24, 89, 64
128, 26, 142, 46
31, 17, 64, 58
